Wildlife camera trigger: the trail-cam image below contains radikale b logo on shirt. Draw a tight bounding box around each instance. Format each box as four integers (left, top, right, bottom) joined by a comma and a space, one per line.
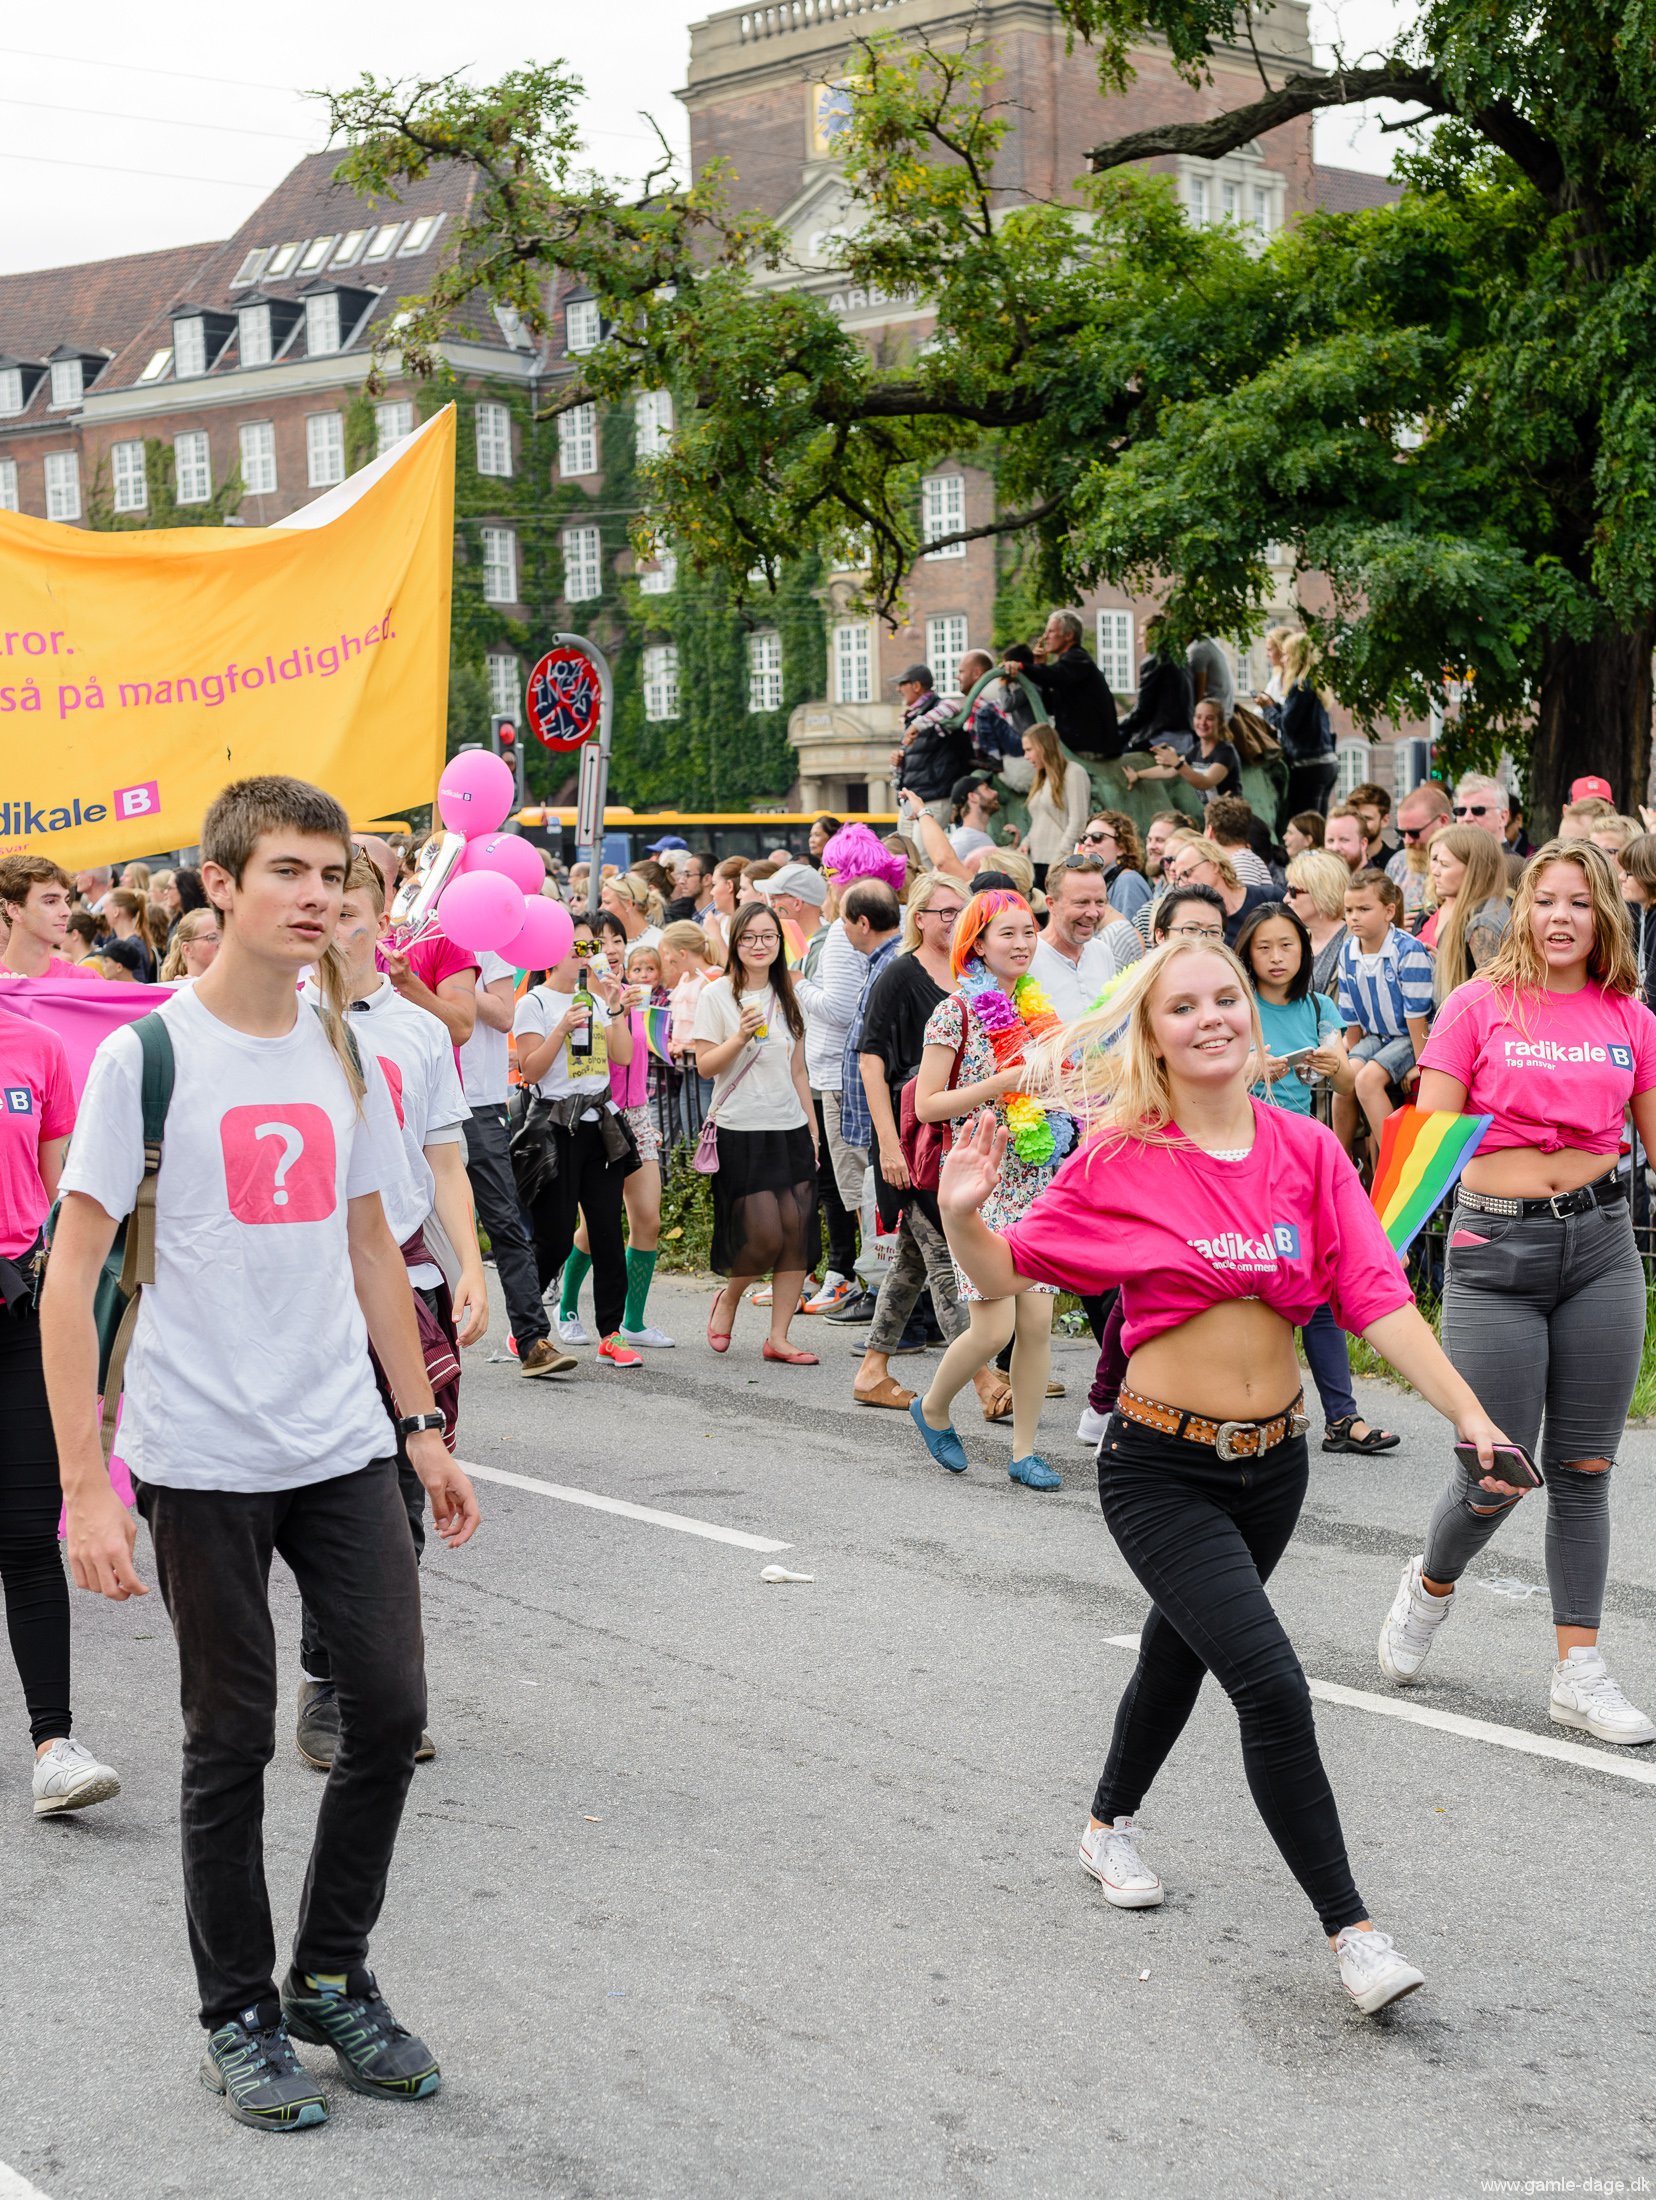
1186, 1220, 1302, 1272
1609, 1043, 1635, 1073
3, 1086, 33, 1115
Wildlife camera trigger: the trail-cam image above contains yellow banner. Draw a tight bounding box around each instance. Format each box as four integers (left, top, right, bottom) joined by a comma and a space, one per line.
0, 404, 454, 868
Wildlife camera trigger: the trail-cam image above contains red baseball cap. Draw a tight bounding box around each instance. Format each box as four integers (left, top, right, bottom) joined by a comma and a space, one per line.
1569, 774, 1614, 803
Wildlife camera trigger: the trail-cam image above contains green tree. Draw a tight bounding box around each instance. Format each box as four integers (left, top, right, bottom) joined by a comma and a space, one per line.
85, 439, 244, 531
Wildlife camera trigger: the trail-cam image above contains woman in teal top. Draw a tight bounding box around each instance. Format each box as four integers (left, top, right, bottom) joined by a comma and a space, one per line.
1237, 901, 1400, 1454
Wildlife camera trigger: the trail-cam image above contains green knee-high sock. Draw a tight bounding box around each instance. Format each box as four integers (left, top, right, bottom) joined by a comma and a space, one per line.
624, 1247, 658, 1332
559, 1247, 593, 1318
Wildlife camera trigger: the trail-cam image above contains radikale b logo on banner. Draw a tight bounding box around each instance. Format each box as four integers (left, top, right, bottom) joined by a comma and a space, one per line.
0, 406, 456, 866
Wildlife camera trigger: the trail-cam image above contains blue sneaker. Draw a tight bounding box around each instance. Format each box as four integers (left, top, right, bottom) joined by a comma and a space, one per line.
280, 1968, 440, 2102
1009, 1452, 1062, 1491
909, 1396, 968, 1474
200, 2004, 328, 2131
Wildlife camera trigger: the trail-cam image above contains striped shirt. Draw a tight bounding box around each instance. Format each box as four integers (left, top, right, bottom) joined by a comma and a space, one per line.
1336, 928, 1435, 1041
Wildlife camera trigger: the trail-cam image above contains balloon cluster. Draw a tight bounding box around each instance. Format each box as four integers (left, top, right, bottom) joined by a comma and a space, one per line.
387, 751, 573, 971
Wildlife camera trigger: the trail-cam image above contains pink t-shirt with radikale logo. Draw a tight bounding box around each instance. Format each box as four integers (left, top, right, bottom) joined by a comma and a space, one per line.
0, 1005, 76, 1256
1002, 1101, 1410, 1356
1418, 977, 1656, 1156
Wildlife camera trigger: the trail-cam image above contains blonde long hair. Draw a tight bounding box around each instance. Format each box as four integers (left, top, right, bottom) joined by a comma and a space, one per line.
1029, 937, 1264, 1154
1479, 840, 1638, 999
159, 908, 218, 982
901, 868, 965, 956
1429, 825, 1511, 1004
1023, 722, 1065, 804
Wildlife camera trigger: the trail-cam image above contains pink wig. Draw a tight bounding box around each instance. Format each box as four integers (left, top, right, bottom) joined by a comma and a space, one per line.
821, 822, 906, 896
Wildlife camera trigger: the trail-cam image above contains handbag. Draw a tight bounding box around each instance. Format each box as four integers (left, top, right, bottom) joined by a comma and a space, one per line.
692, 1042, 767, 1175
898, 1028, 966, 1193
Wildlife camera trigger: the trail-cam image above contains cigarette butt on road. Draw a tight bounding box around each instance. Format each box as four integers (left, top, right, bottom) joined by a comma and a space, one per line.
760, 1565, 815, 1585
1138, 1970, 1151, 1983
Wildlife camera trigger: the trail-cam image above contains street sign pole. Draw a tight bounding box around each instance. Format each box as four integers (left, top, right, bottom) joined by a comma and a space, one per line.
551, 631, 613, 920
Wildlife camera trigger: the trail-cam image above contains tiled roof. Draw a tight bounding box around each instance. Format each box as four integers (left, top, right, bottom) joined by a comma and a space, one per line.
1310, 164, 1402, 216
0, 242, 211, 406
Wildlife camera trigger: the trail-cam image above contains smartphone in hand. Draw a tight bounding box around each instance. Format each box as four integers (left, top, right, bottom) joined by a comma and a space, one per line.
1453, 1440, 1544, 1489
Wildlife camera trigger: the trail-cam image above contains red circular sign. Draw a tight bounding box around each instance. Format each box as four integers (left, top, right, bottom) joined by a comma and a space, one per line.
525, 646, 602, 752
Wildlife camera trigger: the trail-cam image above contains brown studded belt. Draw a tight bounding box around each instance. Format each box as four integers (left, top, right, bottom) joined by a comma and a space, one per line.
1116, 1384, 1310, 1463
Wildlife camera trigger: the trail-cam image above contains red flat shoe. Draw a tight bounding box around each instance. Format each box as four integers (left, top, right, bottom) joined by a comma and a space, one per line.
762, 1340, 818, 1365
707, 1294, 732, 1355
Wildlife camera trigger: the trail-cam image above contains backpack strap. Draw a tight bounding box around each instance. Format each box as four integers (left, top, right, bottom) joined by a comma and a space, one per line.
103, 1011, 175, 1459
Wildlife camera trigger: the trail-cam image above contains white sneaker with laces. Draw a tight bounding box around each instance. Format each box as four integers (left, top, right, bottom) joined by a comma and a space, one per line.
1078, 1817, 1164, 1908
1076, 1404, 1110, 1449
555, 1314, 591, 1349
804, 1272, 852, 1314
1334, 1926, 1425, 2014
620, 1324, 675, 1350
33, 1737, 121, 1817
1549, 1647, 1656, 1745
1377, 1555, 1454, 1684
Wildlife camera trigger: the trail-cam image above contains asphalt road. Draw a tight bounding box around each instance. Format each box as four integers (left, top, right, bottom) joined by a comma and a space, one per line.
4, 1270, 1656, 2200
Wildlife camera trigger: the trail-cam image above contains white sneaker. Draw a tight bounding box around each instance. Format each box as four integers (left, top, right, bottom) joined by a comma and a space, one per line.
555, 1314, 591, 1349
620, 1324, 675, 1350
1334, 1926, 1425, 2014
33, 1737, 121, 1817
1549, 1647, 1656, 1745
1377, 1555, 1454, 1684
1078, 1816, 1164, 1908
1077, 1404, 1110, 1449
804, 1271, 851, 1314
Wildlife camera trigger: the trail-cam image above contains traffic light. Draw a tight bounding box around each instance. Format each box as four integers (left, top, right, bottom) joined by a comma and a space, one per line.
490, 714, 526, 807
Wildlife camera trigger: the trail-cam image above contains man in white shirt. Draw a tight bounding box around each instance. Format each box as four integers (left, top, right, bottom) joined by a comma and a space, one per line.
43, 774, 477, 2132
1031, 856, 1145, 1021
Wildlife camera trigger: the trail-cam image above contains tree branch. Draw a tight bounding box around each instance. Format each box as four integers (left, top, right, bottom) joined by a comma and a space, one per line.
918, 490, 1069, 557
1086, 63, 1565, 203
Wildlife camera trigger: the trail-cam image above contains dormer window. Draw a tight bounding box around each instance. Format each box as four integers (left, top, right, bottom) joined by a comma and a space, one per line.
0, 367, 25, 416
138, 349, 172, 383
49, 359, 82, 409
173, 316, 207, 378
298, 235, 337, 274
305, 293, 341, 357
265, 240, 304, 279
238, 303, 272, 368
331, 230, 367, 267
566, 298, 600, 354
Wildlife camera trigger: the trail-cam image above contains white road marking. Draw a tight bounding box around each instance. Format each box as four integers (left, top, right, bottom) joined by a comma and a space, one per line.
1102, 1634, 1656, 1790
0, 2163, 52, 2199
459, 1461, 791, 1554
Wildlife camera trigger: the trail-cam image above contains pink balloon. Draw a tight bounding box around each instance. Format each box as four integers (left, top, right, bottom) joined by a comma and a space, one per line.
459, 832, 544, 896
500, 893, 575, 972
439, 869, 524, 954
437, 750, 516, 837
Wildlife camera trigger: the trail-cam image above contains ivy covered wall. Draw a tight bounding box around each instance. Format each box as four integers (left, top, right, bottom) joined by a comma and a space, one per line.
434, 377, 826, 810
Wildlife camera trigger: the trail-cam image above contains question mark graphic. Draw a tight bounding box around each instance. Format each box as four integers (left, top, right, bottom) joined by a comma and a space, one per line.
254, 1122, 305, 1207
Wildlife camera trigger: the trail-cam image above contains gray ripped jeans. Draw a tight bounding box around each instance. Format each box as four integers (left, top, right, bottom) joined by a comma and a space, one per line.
1423, 1194, 1645, 1627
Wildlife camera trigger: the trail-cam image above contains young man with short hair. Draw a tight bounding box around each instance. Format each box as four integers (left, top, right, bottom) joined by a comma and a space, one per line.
0, 856, 100, 982
1324, 807, 1369, 872
42, 775, 478, 2133
1347, 781, 1400, 863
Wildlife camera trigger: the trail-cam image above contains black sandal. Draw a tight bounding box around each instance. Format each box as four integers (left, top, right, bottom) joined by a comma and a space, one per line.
1323, 1415, 1401, 1454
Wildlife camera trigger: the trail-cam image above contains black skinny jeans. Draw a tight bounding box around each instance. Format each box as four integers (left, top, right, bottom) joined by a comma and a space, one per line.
463, 1104, 549, 1354
1093, 1414, 1367, 1936
137, 1459, 426, 2029
526, 1115, 629, 1339
0, 1304, 72, 1748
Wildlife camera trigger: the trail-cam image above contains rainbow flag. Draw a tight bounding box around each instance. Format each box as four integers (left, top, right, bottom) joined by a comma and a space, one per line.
642, 1005, 675, 1063
1371, 1108, 1491, 1253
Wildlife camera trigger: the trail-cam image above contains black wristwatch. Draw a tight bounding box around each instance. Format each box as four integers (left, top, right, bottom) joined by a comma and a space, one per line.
395, 1412, 446, 1440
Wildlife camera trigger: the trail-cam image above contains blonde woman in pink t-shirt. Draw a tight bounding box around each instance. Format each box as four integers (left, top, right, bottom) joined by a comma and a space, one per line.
936, 937, 1506, 2016
1380, 841, 1656, 1744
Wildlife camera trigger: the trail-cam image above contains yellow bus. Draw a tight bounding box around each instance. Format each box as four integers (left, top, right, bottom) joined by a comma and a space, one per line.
514, 807, 899, 869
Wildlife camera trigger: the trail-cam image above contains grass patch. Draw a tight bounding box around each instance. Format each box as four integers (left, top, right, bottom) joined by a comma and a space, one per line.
655, 1151, 715, 1275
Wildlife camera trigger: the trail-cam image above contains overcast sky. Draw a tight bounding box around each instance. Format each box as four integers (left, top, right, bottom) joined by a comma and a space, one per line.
1, 0, 1409, 277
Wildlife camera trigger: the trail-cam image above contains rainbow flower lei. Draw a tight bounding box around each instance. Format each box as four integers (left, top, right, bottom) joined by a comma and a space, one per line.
958, 958, 1079, 1166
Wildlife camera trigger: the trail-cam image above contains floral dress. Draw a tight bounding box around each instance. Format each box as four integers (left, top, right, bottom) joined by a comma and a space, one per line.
924, 993, 1061, 1299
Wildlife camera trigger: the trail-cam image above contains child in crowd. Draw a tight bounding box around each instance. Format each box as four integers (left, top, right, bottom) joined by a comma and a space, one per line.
1334, 868, 1435, 1149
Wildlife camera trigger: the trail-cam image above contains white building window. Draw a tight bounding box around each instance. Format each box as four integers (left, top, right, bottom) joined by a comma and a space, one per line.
239, 422, 277, 496
399, 214, 442, 255
332, 230, 367, 268
1187, 176, 1210, 225
173, 317, 207, 379
1095, 609, 1136, 693
1222, 179, 1241, 223
1336, 739, 1372, 803
44, 451, 81, 522
1181, 155, 1282, 242
1253, 185, 1272, 233
238, 304, 272, 368
230, 246, 269, 288
475, 401, 512, 477
921, 472, 966, 559
305, 293, 342, 357
487, 654, 519, 716
264, 241, 303, 277
557, 403, 597, 478
481, 526, 519, 605
561, 524, 602, 603
111, 441, 148, 513
0, 369, 22, 416
174, 431, 211, 506
0, 458, 16, 511
298, 235, 336, 273
49, 359, 82, 410
634, 389, 673, 458
138, 349, 171, 384
565, 299, 600, 354
375, 402, 413, 455
924, 615, 969, 695
833, 620, 874, 705
747, 630, 783, 714
306, 412, 344, 488
639, 547, 676, 595
642, 643, 679, 721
